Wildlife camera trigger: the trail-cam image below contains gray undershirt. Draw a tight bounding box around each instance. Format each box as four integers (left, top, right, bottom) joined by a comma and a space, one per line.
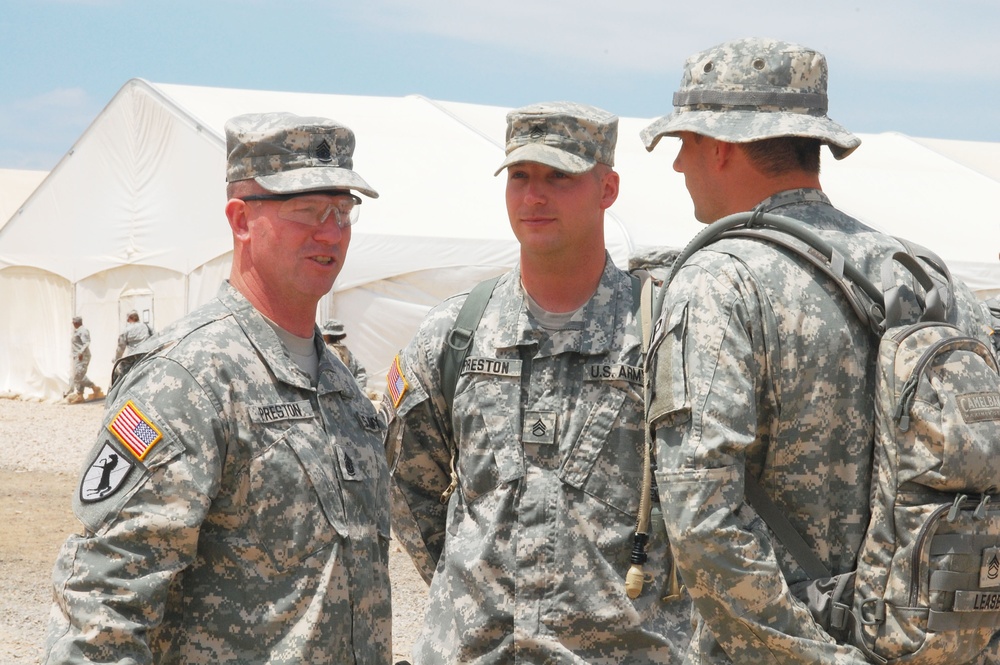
522, 287, 585, 331
262, 316, 319, 383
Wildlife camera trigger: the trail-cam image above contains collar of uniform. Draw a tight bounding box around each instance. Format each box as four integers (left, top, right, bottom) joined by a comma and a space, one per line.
317, 344, 363, 397
219, 281, 318, 391
755, 187, 831, 214
491, 253, 637, 357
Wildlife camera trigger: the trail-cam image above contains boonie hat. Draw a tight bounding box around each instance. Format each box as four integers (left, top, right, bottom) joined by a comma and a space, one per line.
641, 37, 860, 160
321, 319, 346, 337
225, 112, 379, 198
72, 316, 82, 324
495, 102, 617, 176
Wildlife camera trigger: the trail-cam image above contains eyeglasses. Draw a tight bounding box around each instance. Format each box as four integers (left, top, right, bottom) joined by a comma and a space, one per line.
240, 191, 362, 228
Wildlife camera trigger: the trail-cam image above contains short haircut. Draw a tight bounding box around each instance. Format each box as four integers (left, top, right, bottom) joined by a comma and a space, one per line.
739, 137, 822, 176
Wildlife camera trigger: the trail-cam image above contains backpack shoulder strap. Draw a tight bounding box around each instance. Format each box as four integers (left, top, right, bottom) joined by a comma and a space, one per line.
441, 275, 501, 412
443, 271, 648, 410
744, 471, 832, 579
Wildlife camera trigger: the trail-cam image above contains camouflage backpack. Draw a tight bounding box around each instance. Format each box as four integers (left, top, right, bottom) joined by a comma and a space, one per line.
657, 211, 1000, 664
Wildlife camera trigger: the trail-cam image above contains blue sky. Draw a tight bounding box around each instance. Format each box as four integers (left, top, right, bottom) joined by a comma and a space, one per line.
1, 0, 998, 171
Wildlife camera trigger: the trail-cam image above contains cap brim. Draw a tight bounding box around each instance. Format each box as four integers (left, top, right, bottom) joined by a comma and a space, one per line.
641, 110, 861, 160
256, 166, 379, 198
494, 143, 595, 176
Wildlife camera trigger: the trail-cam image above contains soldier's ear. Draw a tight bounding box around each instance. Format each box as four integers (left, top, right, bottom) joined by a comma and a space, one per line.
226, 199, 252, 240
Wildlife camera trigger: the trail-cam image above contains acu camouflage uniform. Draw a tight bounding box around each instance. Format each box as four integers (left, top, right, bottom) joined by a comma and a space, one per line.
114, 319, 152, 361
70, 322, 97, 395
387, 257, 691, 664
647, 189, 994, 663
44, 282, 392, 664
328, 341, 369, 391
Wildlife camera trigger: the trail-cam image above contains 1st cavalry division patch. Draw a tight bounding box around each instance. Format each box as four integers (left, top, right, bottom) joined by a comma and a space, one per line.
109, 400, 163, 460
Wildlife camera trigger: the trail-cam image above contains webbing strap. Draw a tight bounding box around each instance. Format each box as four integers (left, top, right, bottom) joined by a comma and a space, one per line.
928, 607, 1000, 632
930, 533, 996, 556
673, 89, 828, 111
744, 472, 831, 579
930, 569, 977, 592
441, 276, 501, 410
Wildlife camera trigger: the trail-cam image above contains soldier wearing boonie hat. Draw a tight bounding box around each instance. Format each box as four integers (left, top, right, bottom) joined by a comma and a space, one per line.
386, 100, 691, 664
644, 38, 992, 664
641, 37, 860, 159
45, 112, 391, 664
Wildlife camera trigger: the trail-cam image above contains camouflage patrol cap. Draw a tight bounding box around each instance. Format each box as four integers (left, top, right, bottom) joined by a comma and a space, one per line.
495, 101, 617, 176
225, 112, 379, 198
321, 319, 346, 337
641, 38, 861, 160
72, 316, 82, 324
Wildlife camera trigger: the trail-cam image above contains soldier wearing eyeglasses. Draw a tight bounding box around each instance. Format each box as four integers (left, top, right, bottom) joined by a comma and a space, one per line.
44, 112, 392, 664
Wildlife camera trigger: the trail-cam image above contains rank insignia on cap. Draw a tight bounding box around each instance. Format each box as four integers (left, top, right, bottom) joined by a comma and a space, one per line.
387, 354, 408, 408
80, 442, 134, 503
315, 138, 333, 162
108, 400, 162, 461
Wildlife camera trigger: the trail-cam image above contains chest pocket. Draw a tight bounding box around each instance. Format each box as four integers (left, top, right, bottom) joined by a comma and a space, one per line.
559, 378, 645, 517
246, 424, 344, 574
453, 375, 525, 504
332, 429, 391, 539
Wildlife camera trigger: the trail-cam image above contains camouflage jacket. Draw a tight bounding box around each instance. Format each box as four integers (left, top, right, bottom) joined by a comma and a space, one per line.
44, 281, 392, 665
71, 326, 91, 360
115, 321, 152, 361
387, 255, 691, 664
328, 341, 369, 391
648, 189, 992, 664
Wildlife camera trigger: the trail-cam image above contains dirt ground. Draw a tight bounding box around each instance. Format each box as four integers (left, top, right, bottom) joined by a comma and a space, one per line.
0, 399, 427, 664
0, 470, 79, 665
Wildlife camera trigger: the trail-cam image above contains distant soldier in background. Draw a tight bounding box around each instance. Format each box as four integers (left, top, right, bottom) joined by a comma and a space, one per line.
67, 316, 102, 403
322, 318, 368, 390
113, 310, 152, 362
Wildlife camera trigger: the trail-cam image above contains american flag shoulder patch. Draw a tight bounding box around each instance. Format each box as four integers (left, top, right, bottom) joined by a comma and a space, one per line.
387, 354, 408, 408
108, 400, 163, 461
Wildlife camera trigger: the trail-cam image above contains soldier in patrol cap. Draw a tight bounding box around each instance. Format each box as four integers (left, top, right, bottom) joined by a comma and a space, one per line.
386, 101, 691, 663
642, 38, 993, 663
44, 112, 392, 664
322, 318, 368, 390
67, 315, 103, 403
113, 309, 152, 362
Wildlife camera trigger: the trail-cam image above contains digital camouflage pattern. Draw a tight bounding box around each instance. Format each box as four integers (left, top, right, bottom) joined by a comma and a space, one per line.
387, 256, 691, 664
225, 111, 379, 198
69, 322, 96, 396
44, 282, 392, 664
494, 101, 617, 175
327, 340, 369, 391
114, 319, 151, 361
648, 188, 995, 664
850, 302, 1000, 663
640, 37, 861, 159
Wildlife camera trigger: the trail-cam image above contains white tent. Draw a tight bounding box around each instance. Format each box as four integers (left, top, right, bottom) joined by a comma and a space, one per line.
2, 78, 998, 401
0, 168, 47, 232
